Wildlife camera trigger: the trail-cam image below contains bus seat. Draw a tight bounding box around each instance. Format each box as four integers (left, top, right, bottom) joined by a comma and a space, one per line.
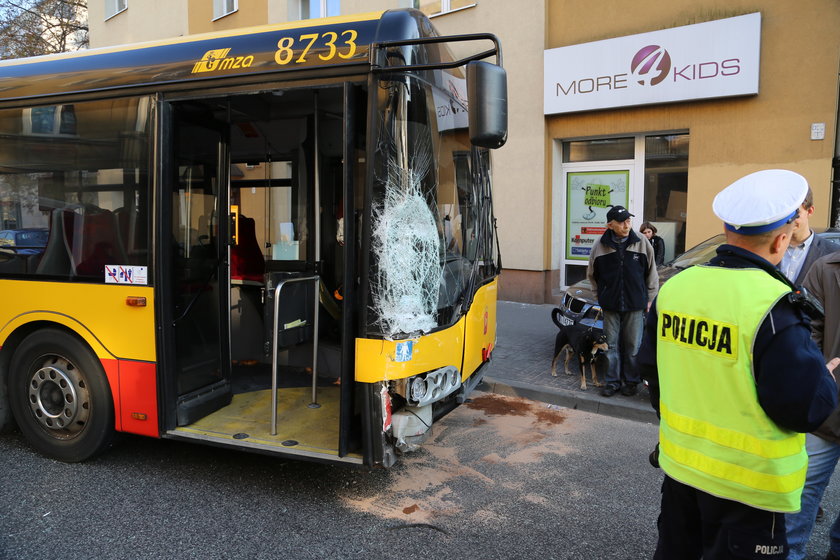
114, 206, 134, 254
35, 208, 76, 276
76, 210, 129, 278
230, 215, 265, 283
0, 252, 27, 274
25, 252, 42, 273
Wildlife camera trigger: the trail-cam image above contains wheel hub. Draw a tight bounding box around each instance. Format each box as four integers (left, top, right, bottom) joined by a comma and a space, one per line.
27, 359, 90, 436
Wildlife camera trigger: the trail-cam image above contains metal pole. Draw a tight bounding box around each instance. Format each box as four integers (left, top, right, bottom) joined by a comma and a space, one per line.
309, 280, 320, 408
270, 275, 320, 435
270, 280, 281, 436
310, 92, 322, 408
314, 92, 321, 264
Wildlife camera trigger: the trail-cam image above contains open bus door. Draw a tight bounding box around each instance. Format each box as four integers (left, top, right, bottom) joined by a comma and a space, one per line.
160, 86, 365, 464
164, 106, 233, 426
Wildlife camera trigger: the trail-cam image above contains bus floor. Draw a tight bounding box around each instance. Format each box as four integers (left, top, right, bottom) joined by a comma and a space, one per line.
168, 382, 361, 463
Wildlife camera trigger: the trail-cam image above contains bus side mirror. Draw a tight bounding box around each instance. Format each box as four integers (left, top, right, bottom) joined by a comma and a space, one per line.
467, 61, 508, 149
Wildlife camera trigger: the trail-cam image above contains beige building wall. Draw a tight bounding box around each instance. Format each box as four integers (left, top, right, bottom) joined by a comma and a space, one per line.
546, 0, 840, 301
88, 1, 189, 47
429, 1, 548, 303
188, 0, 269, 33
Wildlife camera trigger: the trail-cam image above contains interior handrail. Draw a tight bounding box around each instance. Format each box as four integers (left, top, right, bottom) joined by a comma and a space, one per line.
270, 274, 320, 436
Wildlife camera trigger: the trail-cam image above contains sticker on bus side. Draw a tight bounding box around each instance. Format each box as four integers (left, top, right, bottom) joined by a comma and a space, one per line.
105, 265, 148, 285
395, 341, 414, 362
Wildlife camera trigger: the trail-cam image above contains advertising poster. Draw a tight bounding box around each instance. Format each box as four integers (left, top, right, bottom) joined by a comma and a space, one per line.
566, 170, 629, 260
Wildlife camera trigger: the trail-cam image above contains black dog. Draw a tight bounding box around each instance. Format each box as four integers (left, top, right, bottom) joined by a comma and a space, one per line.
550, 308, 608, 390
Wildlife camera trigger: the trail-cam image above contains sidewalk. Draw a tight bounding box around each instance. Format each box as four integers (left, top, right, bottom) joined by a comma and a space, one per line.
478, 300, 658, 424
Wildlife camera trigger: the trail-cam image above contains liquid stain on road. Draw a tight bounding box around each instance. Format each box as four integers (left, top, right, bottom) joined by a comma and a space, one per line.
466, 394, 567, 426
340, 392, 577, 524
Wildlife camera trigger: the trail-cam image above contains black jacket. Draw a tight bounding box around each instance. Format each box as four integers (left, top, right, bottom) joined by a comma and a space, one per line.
586, 229, 659, 312
651, 235, 666, 266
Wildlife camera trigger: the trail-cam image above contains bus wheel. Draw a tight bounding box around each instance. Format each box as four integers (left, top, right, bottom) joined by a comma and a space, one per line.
9, 329, 114, 462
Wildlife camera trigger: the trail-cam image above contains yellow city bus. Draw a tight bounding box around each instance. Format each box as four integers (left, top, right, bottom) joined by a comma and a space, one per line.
0, 9, 506, 467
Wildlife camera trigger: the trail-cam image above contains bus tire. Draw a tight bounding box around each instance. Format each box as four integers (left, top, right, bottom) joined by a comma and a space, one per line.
8, 329, 114, 462
0, 372, 15, 433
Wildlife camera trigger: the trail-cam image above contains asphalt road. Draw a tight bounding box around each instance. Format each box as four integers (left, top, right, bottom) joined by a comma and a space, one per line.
1, 392, 839, 560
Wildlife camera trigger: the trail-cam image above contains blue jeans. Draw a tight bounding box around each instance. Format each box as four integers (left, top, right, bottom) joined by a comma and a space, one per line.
786, 433, 840, 560
602, 309, 644, 389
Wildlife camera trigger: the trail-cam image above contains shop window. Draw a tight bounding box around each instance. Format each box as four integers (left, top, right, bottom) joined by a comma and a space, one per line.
644, 134, 689, 261
556, 132, 688, 288
563, 137, 634, 162
213, 0, 238, 20
105, 0, 127, 20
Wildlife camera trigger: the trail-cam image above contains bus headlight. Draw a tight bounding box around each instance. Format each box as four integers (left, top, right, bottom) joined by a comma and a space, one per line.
404, 366, 461, 407
409, 377, 428, 402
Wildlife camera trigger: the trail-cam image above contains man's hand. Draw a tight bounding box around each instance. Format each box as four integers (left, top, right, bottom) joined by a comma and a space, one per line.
827, 357, 840, 381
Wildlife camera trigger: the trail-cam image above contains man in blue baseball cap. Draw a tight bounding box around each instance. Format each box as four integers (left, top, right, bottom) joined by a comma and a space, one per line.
638, 169, 839, 559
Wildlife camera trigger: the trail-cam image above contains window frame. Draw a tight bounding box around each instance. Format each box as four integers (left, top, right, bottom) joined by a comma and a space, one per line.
212, 0, 238, 22
427, 1, 477, 19
105, 0, 127, 21
296, 0, 340, 20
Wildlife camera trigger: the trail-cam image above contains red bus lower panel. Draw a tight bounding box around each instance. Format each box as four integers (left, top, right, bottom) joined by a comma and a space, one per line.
102, 358, 159, 438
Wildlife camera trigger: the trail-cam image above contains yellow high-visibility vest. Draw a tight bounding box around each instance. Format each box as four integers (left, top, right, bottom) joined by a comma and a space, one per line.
656, 265, 806, 512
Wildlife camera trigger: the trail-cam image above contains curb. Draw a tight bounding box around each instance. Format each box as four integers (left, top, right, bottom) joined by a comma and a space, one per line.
478, 376, 659, 424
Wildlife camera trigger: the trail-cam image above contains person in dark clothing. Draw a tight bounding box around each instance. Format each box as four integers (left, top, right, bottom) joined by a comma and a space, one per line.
637, 169, 838, 560
586, 205, 658, 397
786, 251, 840, 560
640, 222, 666, 266
781, 185, 840, 285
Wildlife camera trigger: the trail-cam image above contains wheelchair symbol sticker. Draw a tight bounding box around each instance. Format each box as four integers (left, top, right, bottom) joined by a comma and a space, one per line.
395, 341, 414, 362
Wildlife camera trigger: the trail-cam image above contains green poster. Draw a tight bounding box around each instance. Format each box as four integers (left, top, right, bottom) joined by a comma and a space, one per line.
565, 170, 630, 261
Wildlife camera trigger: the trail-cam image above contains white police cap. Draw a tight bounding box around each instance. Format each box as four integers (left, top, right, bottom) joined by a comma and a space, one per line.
712, 169, 808, 234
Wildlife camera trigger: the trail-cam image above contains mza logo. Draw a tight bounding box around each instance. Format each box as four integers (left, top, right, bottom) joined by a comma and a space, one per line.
192, 48, 255, 74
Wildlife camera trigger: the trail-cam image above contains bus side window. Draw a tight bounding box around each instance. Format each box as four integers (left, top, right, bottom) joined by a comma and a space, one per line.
0, 97, 153, 282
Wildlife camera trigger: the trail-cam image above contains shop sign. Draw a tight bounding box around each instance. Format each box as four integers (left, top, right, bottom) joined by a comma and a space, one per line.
432, 75, 469, 132
544, 13, 760, 115
566, 170, 629, 260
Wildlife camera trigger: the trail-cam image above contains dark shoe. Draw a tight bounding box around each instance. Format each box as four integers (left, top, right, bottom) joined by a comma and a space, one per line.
620, 383, 638, 397
600, 385, 618, 397
817, 505, 825, 522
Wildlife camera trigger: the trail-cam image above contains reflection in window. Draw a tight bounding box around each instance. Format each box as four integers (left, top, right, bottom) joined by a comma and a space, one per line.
23, 105, 77, 135
563, 137, 634, 162
0, 97, 152, 281
644, 134, 689, 260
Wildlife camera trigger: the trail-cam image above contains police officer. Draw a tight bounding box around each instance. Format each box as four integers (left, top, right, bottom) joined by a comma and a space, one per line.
638, 169, 839, 559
